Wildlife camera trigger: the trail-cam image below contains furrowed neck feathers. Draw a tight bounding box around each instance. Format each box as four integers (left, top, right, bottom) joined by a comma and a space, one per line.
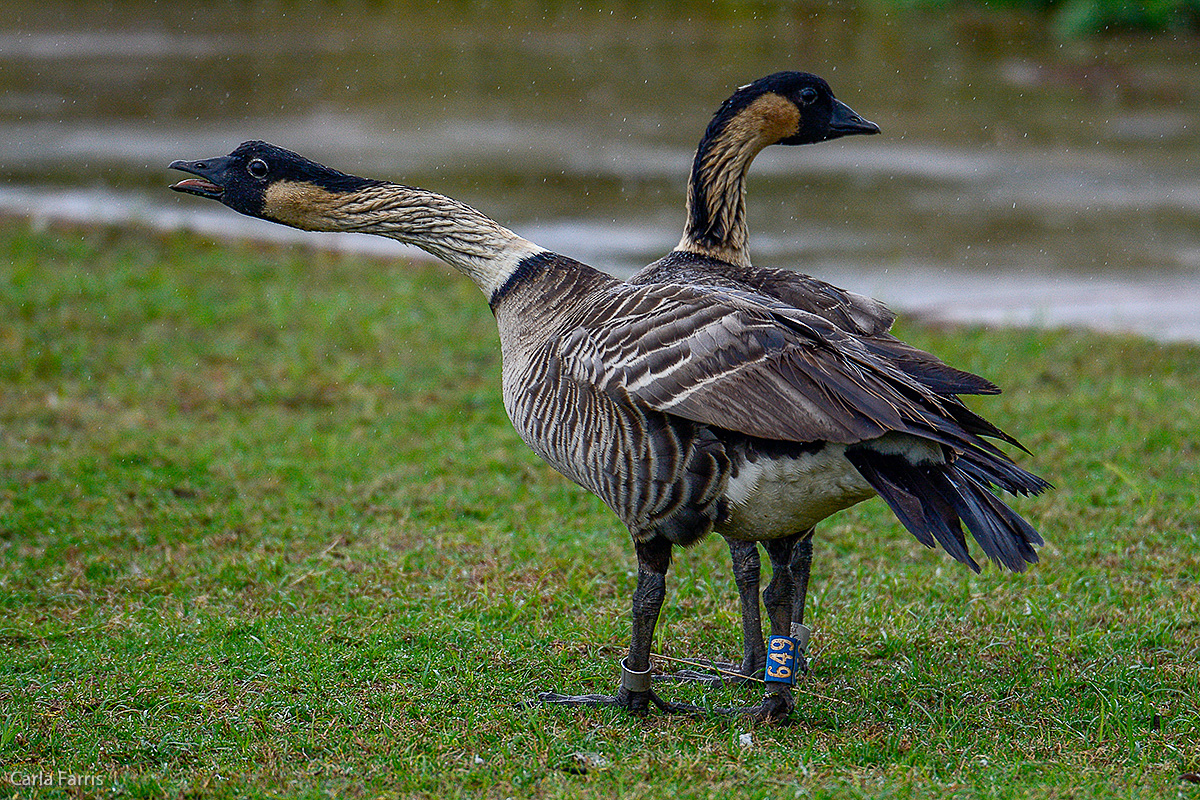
262, 179, 547, 299
677, 92, 800, 268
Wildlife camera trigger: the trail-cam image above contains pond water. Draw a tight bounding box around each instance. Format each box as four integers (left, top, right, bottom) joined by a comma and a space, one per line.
3, 1, 1199, 341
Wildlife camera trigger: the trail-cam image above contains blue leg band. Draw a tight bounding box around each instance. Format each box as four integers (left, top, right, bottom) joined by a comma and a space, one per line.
764, 635, 798, 686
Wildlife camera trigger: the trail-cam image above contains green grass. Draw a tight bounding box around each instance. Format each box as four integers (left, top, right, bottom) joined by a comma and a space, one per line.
891, 0, 1200, 36
1, 220, 1198, 798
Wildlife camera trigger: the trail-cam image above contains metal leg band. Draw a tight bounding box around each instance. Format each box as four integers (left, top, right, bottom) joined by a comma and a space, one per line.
620, 658, 653, 693
790, 623, 812, 657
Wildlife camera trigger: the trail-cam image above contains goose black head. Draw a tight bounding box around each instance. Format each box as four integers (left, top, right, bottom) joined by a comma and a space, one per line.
169, 141, 381, 228
709, 71, 880, 148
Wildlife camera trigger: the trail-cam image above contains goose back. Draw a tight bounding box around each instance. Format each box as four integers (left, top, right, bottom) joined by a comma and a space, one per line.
492, 254, 1036, 551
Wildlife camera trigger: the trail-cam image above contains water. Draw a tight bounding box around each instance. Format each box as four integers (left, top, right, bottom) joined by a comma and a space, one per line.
3, 1, 1198, 341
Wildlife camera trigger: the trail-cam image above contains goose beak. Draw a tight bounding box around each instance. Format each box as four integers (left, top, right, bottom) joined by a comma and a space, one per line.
169, 155, 233, 199
828, 99, 881, 138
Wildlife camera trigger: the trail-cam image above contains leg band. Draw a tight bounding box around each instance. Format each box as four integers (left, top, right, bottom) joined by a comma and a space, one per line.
764, 635, 798, 686
620, 658, 653, 693
790, 623, 812, 656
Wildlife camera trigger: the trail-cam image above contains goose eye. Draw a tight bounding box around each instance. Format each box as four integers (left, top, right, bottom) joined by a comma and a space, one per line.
247, 158, 269, 179
798, 88, 818, 105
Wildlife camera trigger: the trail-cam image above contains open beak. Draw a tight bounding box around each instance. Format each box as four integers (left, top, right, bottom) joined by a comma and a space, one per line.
828, 99, 881, 138
168, 155, 232, 199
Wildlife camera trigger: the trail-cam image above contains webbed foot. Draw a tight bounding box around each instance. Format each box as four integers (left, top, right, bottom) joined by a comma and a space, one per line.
749, 689, 795, 722
538, 658, 710, 715
536, 658, 799, 720
537, 686, 707, 714
653, 658, 760, 687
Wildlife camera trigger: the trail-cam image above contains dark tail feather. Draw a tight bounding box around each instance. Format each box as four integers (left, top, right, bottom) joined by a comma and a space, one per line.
958, 448, 1053, 497
845, 448, 979, 572
944, 471, 1044, 571
846, 447, 1043, 573
943, 400, 1029, 453
860, 337, 1001, 396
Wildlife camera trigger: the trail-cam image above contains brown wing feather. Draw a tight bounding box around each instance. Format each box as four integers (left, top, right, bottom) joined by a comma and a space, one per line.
634, 251, 1000, 398
634, 251, 895, 336
554, 282, 967, 447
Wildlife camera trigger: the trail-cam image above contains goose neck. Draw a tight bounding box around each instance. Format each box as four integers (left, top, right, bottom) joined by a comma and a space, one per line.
265, 180, 546, 297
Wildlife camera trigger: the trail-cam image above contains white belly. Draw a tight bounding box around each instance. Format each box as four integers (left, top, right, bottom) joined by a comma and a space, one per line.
715, 443, 878, 541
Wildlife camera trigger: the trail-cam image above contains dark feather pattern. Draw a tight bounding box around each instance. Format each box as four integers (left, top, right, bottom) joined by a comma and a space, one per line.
636, 251, 896, 337
496, 259, 1046, 565
636, 252, 1000, 399
845, 447, 1043, 573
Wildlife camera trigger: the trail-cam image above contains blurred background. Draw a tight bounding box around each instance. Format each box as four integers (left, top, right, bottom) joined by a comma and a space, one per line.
2, 0, 1198, 340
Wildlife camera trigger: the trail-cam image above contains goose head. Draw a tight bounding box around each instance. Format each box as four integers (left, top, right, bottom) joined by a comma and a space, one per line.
713, 71, 880, 150
169, 140, 382, 230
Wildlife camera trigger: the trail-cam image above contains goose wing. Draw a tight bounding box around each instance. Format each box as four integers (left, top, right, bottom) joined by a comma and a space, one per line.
555, 283, 979, 448
635, 253, 999, 397
636, 252, 897, 337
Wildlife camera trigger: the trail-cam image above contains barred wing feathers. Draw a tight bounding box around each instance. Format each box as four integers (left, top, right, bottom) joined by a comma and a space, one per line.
554, 283, 994, 453
634, 252, 999, 398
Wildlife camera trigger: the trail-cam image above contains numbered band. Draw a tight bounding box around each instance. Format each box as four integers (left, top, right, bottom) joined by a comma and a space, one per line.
764, 635, 798, 686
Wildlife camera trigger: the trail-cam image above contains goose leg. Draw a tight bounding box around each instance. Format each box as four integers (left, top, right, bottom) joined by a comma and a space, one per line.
750, 529, 815, 721
656, 538, 765, 685
762, 534, 798, 637
729, 538, 768, 676
790, 532, 814, 635
785, 532, 815, 681
538, 536, 705, 714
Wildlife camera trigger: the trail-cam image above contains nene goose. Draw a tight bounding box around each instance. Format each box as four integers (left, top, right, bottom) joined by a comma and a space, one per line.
636, 71, 886, 683
636, 72, 1034, 685
170, 140, 1047, 720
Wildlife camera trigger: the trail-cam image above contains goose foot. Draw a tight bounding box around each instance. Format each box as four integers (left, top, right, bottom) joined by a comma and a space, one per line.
653, 659, 759, 687
536, 686, 796, 721
748, 689, 795, 722
537, 657, 709, 714
537, 686, 707, 714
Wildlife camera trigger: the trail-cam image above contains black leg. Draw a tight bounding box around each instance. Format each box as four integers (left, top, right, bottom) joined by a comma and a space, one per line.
538, 536, 707, 714
762, 534, 799, 638
728, 539, 767, 677
790, 532, 814, 631
625, 537, 670, 675
656, 537, 765, 685
744, 530, 816, 722
784, 530, 815, 683
756, 534, 799, 719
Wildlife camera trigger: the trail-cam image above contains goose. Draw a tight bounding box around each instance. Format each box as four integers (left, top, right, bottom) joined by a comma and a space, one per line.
636, 72, 1026, 685
168, 140, 1047, 720
636, 71, 884, 684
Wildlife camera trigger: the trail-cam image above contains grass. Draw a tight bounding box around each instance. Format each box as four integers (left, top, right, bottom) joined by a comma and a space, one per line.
893, 0, 1200, 36
1, 219, 1198, 798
